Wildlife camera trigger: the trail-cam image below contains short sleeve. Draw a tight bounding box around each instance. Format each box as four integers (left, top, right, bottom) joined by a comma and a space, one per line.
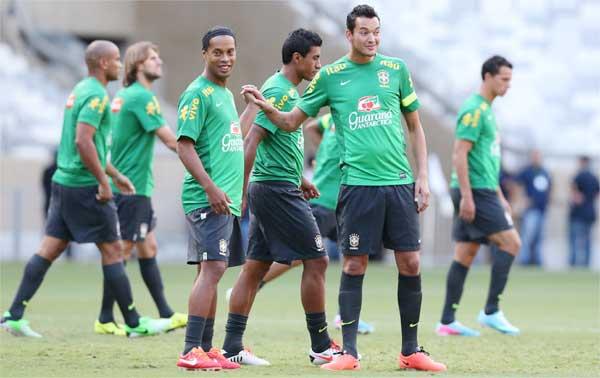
176, 92, 206, 142
297, 69, 329, 117
133, 92, 165, 132
455, 107, 483, 142
254, 86, 286, 134
399, 61, 420, 113
78, 93, 109, 128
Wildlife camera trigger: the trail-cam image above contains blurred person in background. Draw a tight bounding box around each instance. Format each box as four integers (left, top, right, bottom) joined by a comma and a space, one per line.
568, 156, 599, 267
515, 149, 552, 266
437, 55, 522, 338
94, 41, 185, 336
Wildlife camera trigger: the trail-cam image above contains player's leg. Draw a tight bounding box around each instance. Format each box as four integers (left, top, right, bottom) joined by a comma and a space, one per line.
478, 228, 521, 334
1, 236, 68, 337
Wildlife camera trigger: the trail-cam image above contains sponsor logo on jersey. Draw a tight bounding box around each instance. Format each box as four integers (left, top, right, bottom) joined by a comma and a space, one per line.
377, 70, 390, 87
357, 96, 381, 112
66, 94, 75, 108
111, 97, 123, 113
380, 59, 400, 70
146, 96, 161, 115
349, 233, 360, 250
230, 121, 241, 135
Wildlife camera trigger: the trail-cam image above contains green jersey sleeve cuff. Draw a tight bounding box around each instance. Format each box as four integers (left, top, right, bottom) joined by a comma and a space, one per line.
296, 102, 317, 118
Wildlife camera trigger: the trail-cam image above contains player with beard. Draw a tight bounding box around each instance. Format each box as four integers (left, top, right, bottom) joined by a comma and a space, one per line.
1, 40, 170, 338
94, 41, 186, 336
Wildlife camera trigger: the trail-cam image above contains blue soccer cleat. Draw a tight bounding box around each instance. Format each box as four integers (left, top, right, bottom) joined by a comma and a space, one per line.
477, 310, 520, 335
435, 321, 480, 336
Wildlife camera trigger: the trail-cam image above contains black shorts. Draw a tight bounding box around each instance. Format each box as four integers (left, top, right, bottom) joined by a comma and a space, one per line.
311, 203, 337, 241
337, 184, 420, 255
247, 181, 326, 265
114, 194, 157, 242
451, 188, 514, 243
185, 207, 245, 267
45, 182, 120, 243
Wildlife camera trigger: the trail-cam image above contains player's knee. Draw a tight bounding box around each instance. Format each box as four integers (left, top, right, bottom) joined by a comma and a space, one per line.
201, 261, 228, 282
498, 233, 521, 255
396, 254, 420, 275
343, 258, 367, 275
304, 256, 328, 274
100, 242, 124, 263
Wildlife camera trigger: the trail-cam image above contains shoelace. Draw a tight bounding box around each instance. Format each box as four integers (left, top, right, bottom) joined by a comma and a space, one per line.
416, 346, 430, 356
191, 348, 210, 360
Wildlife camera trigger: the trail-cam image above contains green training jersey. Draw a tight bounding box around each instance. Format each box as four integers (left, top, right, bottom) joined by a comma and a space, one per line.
297, 53, 420, 186
52, 77, 111, 187
110, 82, 166, 197
251, 71, 303, 186
310, 114, 341, 210
177, 75, 243, 216
450, 94, 500, 190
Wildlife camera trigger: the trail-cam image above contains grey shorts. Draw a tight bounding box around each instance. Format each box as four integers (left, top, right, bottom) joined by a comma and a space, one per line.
337, 184, 421, 255
185, 207, 245, 267
114, 194, 156, 242
311, 203, 337, 241
45, 182, 120, 243
451, 188, 514, 244
247, 181, 326, 265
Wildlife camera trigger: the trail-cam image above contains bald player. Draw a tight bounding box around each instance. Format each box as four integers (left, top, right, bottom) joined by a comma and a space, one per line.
0, 40, 171, 338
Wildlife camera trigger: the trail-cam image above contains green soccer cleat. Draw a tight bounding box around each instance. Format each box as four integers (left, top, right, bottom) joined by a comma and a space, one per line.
94, 320, 126, 336
164, 312, 187, 331
124, 316, 171, 338
1, 311, 42, 338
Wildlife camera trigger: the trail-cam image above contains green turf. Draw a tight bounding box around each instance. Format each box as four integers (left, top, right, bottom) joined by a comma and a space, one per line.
1, 260, 598, 377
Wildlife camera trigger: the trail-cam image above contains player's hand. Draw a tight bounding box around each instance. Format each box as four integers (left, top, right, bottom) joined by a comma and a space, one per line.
300, 180, 320, 200
500, 196, 512, 215
96, 179, 113, 203
459, 195, 476, 222
114, 174, 136, 195
240, 86, 273, 113
241, 190, 248, 214
414, 176, 430, 213
206, 184, 232, 215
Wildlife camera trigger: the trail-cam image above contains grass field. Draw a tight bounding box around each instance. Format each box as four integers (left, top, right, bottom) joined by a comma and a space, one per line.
1, 260, 599, 377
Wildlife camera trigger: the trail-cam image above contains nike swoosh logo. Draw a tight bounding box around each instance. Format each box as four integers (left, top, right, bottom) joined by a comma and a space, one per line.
180, 358, 198, 366
401, 360, 410, 366
216, 102, 223, 107
340, 80, 351, 86
340, 320, 356, 326
318, 326, 328, 333
128, 303, 135, 311
409, 323, 418, 328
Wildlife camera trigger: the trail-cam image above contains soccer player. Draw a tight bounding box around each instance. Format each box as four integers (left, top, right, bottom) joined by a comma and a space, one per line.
0, 40, 170, 338
436, 56, 521, 337
241, 5, 446, 372
94, 41, 186, 336
231, 113, 375, 335
221, 29, 339, 367
175, 27, 244, 372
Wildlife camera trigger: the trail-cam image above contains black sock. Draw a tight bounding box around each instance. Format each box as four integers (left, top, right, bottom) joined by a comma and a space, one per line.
7, 255, 51, 320
184, 315, 206, 354
139, 257, 173, 318
201, 318, 215, 351
338, 272, 364, 358
398, 274, 422, 356
306, 312, 330, 353
102, 262, 140, 328
98, 275, 116, 323
485, 248, 515, 315
222, 313, 248, 356
441, 261, 469, 324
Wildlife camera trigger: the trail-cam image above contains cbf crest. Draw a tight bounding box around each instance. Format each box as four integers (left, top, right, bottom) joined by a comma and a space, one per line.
315, 234, 324, 251
219, 239, 228, 256
377, 70, 390, 87
349, 233, 360, 250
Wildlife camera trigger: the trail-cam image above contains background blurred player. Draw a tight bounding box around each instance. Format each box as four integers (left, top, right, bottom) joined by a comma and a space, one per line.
1, 40, 170, 338
94, 41, 186, 336
437, 55, 522, 337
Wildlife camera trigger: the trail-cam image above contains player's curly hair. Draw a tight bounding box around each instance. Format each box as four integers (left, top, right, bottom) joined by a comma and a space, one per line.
281, 28, 322, 64
123, 41, 159, 87
346, 4, 380, 32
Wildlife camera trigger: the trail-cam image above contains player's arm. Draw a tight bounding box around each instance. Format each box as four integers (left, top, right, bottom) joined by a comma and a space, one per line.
453, 139, 476, 222
242, 124, 268, 211
177, 137, 231, 215
241, 85, 308, 132
303, 117, 324, 149
404, 110, 430, 213
239, 102, 260, 138
496, 186, 512, 214
75, 122, 112, 202
105, 162, 135, 194
155, 126, 177, 152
